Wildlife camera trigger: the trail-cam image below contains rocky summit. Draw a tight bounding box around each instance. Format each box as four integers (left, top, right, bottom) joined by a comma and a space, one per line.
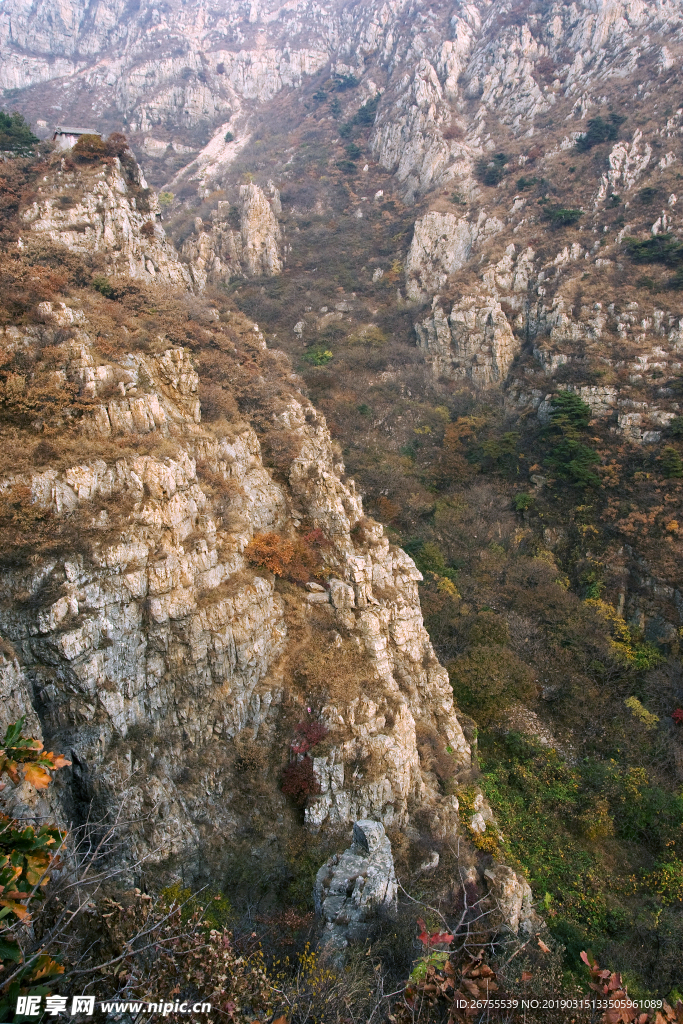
1, 0, 683, 1018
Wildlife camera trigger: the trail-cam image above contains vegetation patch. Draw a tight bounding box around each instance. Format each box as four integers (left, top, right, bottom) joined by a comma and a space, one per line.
479, 731, 683, 997
544, 390, 600, 487
575, 113, 626, 152
0, 112, 38, 155
475, 152, 508, 187
624, 233, 683, 267
543, 206, 583, 228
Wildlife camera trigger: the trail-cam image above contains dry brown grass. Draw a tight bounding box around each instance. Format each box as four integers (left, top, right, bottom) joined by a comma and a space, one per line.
415, 722, 458, 790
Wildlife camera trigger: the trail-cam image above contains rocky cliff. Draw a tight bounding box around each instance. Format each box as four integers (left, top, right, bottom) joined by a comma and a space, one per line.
0, 316, 471, 865
19, 150, 191, 288
183, 181, 283, 288
3, 0, 680, 739
3, 0, 683, 989
0, 152, 496, 901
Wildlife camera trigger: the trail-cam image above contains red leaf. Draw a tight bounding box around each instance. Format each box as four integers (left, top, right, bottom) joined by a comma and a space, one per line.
580, 950, 591, 966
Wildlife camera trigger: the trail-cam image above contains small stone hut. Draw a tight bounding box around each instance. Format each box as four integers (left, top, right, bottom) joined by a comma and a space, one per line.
52, 127, 101, 151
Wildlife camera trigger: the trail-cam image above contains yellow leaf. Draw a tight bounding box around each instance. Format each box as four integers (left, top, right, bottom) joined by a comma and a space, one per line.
23, 764, 52, 790
3, 760, 21, 784
33, 955, 65, 979
0, 898, 31, 922
25, 852, 50, 886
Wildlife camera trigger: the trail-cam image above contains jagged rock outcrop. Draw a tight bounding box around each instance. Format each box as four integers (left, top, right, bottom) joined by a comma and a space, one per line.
183, 182, 283, 289
371, 53, 474, 203
405, 210, 503, 302
20, 156, 191, 288
484, 863, 542, 937
314, 819, 397, 953
3, 0, 683, 210
415, 298, 519, 387
0, 291, 470, 866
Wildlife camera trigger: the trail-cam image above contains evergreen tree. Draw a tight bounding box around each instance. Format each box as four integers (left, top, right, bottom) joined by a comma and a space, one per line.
661, 446, 683, 479
0, 111, 39, 155
544, 390, 601, 488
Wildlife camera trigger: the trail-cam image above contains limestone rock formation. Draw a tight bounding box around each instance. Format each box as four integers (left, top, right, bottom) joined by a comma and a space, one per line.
239, 182, 283, 277
416, 298, 519, 387
0, 135, 472, 864
314, 819, 397, 952
183, 182, 283, 289
405, 211, 503, 302
5, 0, 683, 966
3, 0, 683, 212
483, 863, 542, 937
0, 314, 469, 864
20, 156, 191, 288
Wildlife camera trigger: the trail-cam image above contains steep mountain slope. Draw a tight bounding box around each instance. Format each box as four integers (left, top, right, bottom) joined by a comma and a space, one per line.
1, 146, 535, 937
2, 0, 683, 1002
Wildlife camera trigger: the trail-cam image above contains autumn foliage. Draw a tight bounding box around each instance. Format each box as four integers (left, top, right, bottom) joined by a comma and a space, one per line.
71, 132, 130, 165
281, 718, 328, 804
280, 757, 320, 805
0, 718, 70, 792
581, 951, 683, 1023
0, 718, 70, 1010
244, 530, 323, 583
290, 720, 328, 756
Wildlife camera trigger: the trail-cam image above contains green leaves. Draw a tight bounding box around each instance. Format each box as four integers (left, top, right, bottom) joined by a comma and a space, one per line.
1, 717, 37, 753
575, 113, 625, 152
543, 206, 583, 228
661, 446, 683, 479
625, 233, 683, 267
0, 937, 22, 961
475, 152, 507, 187
544, 391, 600, 488
0, 113, 39, 155
302, 348, 333, 366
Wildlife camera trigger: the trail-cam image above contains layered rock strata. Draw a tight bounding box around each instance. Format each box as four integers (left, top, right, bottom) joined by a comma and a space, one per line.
20, 156, 190, 288
415, 298, 519, 387
0, 305, 473, 866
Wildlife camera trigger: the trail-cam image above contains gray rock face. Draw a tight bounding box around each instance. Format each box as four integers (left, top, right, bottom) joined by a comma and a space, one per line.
6, 0, 679, 207
483, 863, 542, 937
416, 298, 519, 388
183, 182, 283, 288
0, 155, 474, 870
314, 819, 397, 951
405, 211, 503, 302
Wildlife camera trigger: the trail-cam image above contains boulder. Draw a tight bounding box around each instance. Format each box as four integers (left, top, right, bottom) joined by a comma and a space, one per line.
314, 819, 397, 952
484, 863, 541, 936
